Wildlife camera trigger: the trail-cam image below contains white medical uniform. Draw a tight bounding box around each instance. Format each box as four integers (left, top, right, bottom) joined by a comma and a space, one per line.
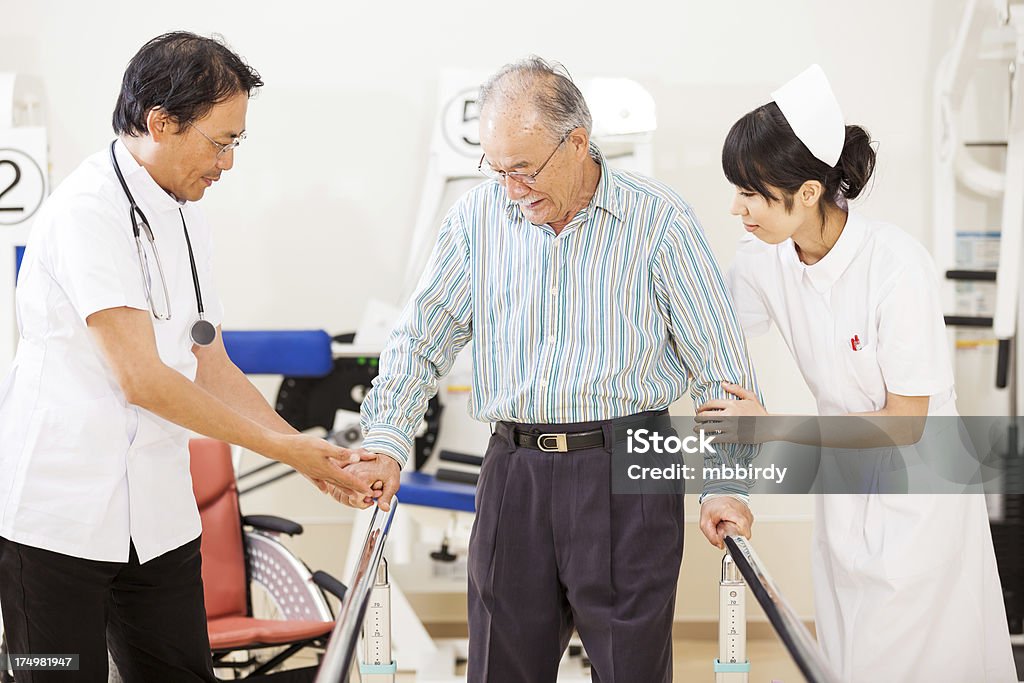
728, 211, 1016, 682
0, 139, 223, 563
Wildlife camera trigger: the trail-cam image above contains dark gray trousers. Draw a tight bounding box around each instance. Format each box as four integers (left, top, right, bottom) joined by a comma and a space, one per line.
467, 416, 685, 683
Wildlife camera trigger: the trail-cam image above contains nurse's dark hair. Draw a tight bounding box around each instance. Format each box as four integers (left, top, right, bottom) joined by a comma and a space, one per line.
112, 31, 263, 137
721, 102, 876, 222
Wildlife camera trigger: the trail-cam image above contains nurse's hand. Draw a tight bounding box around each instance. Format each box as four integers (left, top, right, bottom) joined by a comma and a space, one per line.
699, 496, 753, 549
694, 383, 767, 443
697, 383, 767, 416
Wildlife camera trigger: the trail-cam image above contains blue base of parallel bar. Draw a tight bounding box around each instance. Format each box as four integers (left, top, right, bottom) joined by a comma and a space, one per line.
359, 661, 397, 674
713, 659, 751, 673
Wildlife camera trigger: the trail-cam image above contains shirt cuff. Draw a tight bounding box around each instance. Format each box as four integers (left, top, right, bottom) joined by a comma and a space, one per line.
361, 426, 411, 469
698, 492, 751, 508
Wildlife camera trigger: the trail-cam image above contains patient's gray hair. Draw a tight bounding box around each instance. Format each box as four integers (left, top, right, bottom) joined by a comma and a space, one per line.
478, 56, 593, 141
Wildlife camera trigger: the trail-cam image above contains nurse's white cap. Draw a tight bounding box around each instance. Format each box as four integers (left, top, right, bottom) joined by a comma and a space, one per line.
770, 64, 845, 167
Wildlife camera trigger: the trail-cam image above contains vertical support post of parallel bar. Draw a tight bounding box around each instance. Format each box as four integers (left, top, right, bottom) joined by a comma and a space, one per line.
715, 553, 750, 682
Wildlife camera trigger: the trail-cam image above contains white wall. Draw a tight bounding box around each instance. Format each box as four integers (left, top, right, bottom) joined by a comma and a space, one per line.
2, 1, 959, 370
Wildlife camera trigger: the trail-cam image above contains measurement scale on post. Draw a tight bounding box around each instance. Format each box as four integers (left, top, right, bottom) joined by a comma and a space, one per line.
715, 553, 751, 681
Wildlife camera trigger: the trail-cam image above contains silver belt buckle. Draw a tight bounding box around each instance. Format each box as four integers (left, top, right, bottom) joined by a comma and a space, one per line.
537, 433, 568, 452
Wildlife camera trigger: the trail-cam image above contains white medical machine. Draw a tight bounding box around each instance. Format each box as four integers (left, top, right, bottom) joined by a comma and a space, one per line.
0, 73, 49, 374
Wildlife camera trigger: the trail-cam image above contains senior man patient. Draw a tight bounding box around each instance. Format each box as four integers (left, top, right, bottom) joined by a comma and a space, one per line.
346, 57, 761, 683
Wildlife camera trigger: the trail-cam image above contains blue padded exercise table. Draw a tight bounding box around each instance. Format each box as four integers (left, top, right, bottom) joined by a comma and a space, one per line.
222, 329, 333, 377
399, 471, 476, 513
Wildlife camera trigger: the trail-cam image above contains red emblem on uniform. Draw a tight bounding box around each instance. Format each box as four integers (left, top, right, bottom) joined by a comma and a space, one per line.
850, 335, 862, 351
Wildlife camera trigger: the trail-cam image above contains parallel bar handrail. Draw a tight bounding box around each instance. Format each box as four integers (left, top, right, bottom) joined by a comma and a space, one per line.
724, 533, 842, 683
315, 500, 399, 683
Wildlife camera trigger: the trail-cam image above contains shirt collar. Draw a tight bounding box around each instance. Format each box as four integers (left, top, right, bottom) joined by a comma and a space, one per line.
503, 143, 624, 224
783, 210, 866, 293
112, 138, 188, 214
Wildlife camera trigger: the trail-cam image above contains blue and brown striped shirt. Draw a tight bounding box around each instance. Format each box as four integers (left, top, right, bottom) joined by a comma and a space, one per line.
361, 148, 759, 496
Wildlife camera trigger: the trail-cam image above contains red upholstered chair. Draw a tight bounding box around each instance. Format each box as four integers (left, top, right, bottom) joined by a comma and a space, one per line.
189, 438, 346, 678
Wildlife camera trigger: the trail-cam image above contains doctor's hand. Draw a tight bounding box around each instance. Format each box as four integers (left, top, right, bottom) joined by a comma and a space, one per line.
699, 496, 753, 550
343, 450, 401, 512
305, 467, 376, 504
694, 382, 767, 443
275, 433, 375, 499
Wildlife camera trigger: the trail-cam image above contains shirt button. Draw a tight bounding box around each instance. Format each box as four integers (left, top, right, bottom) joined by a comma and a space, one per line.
550, 287, 557, 296
548, 335, 555, 343
539, 378, 548, 387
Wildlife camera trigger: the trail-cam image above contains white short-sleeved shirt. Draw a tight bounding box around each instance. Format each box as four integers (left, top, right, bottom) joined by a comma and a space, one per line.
727, 210, 955, 416
0, 140, 223, 563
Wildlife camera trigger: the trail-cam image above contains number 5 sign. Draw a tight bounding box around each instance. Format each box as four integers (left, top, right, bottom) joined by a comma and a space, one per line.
433, 69, 490, 176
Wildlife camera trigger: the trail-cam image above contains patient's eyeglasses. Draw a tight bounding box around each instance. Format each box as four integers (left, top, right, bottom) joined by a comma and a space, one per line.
477, 130, 572, 185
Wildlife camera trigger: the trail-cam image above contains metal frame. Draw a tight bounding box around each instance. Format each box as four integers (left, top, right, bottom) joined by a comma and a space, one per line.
315, 500, 399, 683
723, 533, 842, 683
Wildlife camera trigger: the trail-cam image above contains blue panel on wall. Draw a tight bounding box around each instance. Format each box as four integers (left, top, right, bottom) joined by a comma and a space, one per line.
15, 246, 25, 283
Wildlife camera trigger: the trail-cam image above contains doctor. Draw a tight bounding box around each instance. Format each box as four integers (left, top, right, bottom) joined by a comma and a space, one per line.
0, 32, 371, 682
699, 65, 1016, 681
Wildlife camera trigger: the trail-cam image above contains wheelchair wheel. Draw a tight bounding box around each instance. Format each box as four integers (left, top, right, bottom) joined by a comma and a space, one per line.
245, 530, 333, 622
211, 530, 333, 677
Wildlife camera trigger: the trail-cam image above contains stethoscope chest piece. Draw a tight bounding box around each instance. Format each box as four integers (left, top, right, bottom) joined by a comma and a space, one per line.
190, 319, 217, 347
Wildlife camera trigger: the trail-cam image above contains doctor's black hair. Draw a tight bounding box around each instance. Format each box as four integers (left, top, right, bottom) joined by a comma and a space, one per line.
112, 31, 263, 137
721, 102, 876, 223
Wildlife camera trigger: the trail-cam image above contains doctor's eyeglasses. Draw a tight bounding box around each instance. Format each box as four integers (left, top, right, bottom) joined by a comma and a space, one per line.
187, 122, 246, 159
478, 130, 572, 186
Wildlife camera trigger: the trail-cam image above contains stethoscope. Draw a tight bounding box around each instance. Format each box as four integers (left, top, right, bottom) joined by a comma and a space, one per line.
109, 140, 216, 347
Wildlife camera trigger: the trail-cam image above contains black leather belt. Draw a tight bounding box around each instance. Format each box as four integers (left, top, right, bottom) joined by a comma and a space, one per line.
503, 410, 667, 453
512, 427, 605, 453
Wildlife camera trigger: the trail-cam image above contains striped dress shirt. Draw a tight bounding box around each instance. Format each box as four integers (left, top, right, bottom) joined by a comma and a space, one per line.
361, 148, 759, 497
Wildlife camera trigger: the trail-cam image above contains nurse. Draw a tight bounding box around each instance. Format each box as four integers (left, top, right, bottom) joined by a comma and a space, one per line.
0, 33, 374, 682
700, 65, 1016, 682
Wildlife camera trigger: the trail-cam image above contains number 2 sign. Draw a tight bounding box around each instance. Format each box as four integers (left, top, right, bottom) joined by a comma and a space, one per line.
0, 147, 45, 226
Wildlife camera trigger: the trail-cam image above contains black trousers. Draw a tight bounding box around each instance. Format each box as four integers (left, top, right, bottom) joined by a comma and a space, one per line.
0, 536, 217, 683
468, 415, 685, 683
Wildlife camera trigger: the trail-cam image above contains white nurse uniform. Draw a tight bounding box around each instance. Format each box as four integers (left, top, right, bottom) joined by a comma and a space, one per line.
728, 210, 1016, 682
